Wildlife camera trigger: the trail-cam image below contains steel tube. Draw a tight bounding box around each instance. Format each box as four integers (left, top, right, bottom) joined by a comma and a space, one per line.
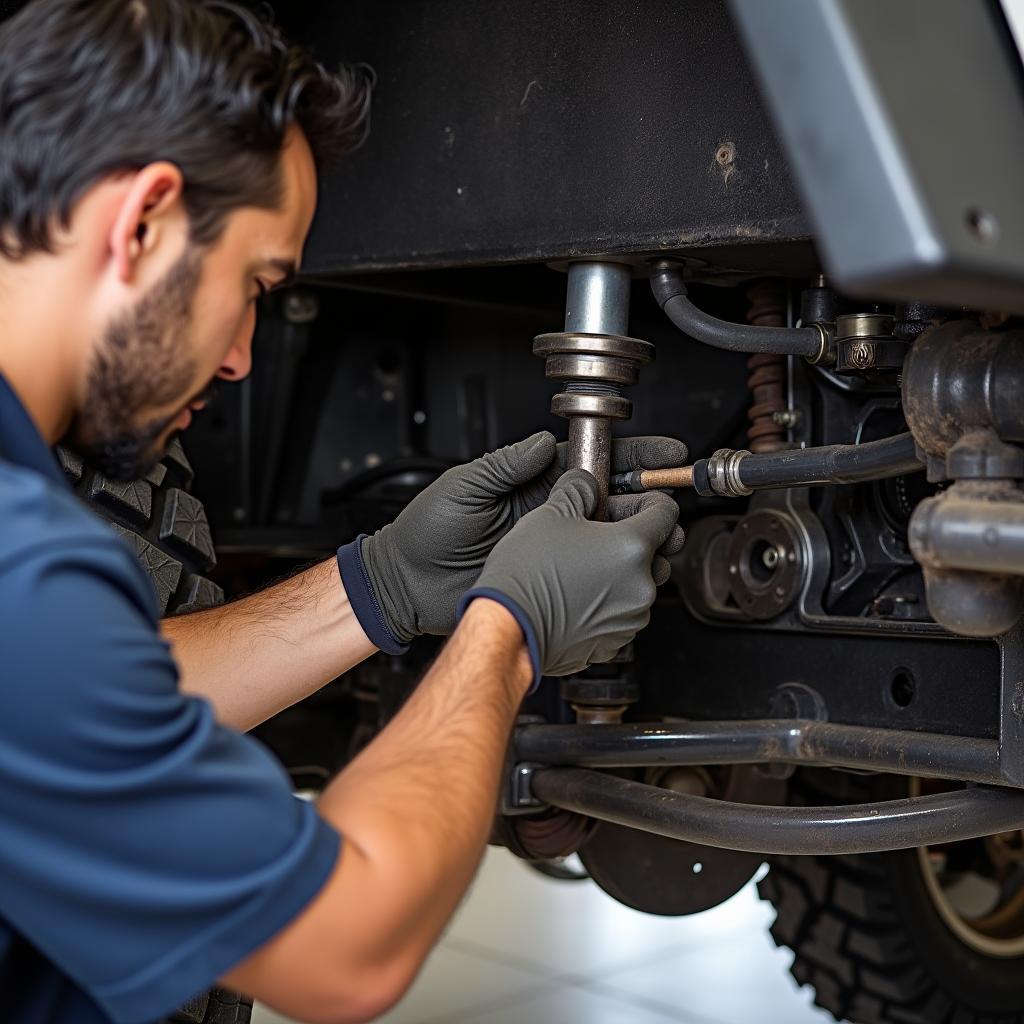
568, 416, 611, 521
911, 494, 1024, 576
515, 719, 1003, 786
529, 768, 1024, 855
561, 262, 632, 521
565, 262, 631, 335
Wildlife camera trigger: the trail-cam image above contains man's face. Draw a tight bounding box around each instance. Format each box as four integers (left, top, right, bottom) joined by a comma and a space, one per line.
67, 130, 318, 480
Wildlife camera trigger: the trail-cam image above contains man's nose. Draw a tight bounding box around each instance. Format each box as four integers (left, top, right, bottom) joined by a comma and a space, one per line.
217, 319, 255, 382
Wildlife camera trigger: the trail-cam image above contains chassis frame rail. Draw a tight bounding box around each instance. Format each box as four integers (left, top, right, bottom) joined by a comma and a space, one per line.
515, 719, 1003, 786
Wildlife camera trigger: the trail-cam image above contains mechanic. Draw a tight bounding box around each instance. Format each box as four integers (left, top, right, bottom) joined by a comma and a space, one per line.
0, 2, 686, 1022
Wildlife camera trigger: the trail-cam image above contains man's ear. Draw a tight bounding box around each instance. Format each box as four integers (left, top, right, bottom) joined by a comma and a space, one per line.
109, 162, 185, 284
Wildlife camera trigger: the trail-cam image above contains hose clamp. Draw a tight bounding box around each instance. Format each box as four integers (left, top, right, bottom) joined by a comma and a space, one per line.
708, 448, 752, 498
804, 322, 834, 366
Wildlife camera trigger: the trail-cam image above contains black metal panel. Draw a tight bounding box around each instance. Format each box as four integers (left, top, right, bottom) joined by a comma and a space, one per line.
279, 0, 810, 275
640, 595, 1001, 740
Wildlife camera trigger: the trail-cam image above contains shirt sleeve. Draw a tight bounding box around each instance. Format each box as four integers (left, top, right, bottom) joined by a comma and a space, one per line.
0, 536, 341, 1024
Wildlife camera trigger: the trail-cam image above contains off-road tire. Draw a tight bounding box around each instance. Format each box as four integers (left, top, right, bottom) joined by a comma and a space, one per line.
59, 442, 255, 1024
57, 439, 224, 615
759, 772, 1024, 1024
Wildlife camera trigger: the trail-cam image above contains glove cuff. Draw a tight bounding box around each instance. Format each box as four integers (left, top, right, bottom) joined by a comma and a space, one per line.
456, 587, 542, 693
337, 536, 411, 656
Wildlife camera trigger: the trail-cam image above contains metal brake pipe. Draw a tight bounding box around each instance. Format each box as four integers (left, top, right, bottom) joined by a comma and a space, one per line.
649, 261, 827, 361
611, 432, 923, 497
515, 719, 1002, 786
528, 768, 1024, 856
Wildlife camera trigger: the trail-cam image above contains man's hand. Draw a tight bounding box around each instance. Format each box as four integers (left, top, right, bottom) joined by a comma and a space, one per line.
461, 469, 684, 679
338, 431, 687, 650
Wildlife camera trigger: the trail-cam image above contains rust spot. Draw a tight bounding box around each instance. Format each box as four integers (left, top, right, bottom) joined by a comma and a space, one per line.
713, 141, 738, 187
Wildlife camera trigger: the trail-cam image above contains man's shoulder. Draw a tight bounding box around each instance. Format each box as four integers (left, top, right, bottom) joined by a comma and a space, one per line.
0, 458, 153, 608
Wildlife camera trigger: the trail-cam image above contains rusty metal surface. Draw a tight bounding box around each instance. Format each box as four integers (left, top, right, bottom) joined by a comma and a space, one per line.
568, 416, 611, 521
744, 283, 788, 452
638, 466, 695, 491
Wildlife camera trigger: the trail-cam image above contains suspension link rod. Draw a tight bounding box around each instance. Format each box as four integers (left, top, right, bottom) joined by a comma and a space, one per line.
529, 768, 1024, 855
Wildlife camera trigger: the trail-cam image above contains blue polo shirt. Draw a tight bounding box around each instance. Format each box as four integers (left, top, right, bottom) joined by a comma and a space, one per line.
0, 375, 341, 1023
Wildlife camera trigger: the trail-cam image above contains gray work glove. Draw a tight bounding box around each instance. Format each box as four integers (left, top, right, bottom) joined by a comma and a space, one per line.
336, 431, 687, 653
458, 469, 684, 684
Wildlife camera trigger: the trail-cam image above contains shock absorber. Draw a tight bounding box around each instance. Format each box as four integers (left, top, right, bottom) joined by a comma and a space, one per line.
744, 281, 788, 454
533, 262, 654, 519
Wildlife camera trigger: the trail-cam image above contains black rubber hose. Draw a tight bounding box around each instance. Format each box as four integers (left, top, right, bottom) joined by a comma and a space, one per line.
530, 768, 1024, 856
650, 263, 823, 358
740, 432, 922, 489
692, 432, 923, 495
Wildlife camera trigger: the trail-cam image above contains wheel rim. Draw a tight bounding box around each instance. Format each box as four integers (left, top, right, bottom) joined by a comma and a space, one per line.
915, 780, 1024, 958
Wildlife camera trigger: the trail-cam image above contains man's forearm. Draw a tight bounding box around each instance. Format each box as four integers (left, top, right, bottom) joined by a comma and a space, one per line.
318, 597, 531, 966
221, 598, 532, 1019
162, 558, 377, 731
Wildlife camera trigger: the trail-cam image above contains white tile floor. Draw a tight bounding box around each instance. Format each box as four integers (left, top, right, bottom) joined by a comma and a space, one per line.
253, 847, 846, 1024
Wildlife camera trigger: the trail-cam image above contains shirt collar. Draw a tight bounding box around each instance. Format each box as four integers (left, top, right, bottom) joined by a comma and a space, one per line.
0, 373, 67, 487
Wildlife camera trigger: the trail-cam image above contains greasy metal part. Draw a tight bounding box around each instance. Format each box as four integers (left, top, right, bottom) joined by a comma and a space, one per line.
650, 261, 829, 359
833, 312, 906, 374
745, 283, 788, 452
534, 262, 654, 520
837, 313, 895, 340
912, 482, 1024, 578
560, 677, 639, 726
568, 417, 611, 516
529, 768, 1024, 856
499, 807, 596, 860
515, 719, 1003, 786
903, 322, 1024, 480
706, 447, 753, 498
578, 766, 774, 916
726, 508, 804, 620
692, 433, 922, 497
911, 478, 1024, 637
570, 704, 629, 725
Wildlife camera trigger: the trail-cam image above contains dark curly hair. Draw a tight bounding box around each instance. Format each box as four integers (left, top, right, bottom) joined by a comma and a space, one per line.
0, 0, 372, 258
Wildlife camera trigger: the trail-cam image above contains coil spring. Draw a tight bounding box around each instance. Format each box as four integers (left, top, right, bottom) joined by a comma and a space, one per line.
745, 281, 788, 453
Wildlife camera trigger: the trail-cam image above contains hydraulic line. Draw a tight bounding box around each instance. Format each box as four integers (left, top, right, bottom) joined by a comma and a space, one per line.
650, 261, 826, 360
611, 432, 923, 497
529, 768, 1024, 856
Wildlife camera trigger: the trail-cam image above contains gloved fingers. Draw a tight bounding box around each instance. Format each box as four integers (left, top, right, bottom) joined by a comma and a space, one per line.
555, 436, 688, 473
660, 524, 686, 558
469, 431, 558, 494
617, 490, 681, 551
608, 496, 685, 555
542, 469, 598, 520
610, 436, 689, 473
652, 555, 672, 587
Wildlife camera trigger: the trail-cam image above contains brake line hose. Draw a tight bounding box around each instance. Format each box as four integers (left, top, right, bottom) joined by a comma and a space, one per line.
650, 261, 828, 361
611, 432, 923, 497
